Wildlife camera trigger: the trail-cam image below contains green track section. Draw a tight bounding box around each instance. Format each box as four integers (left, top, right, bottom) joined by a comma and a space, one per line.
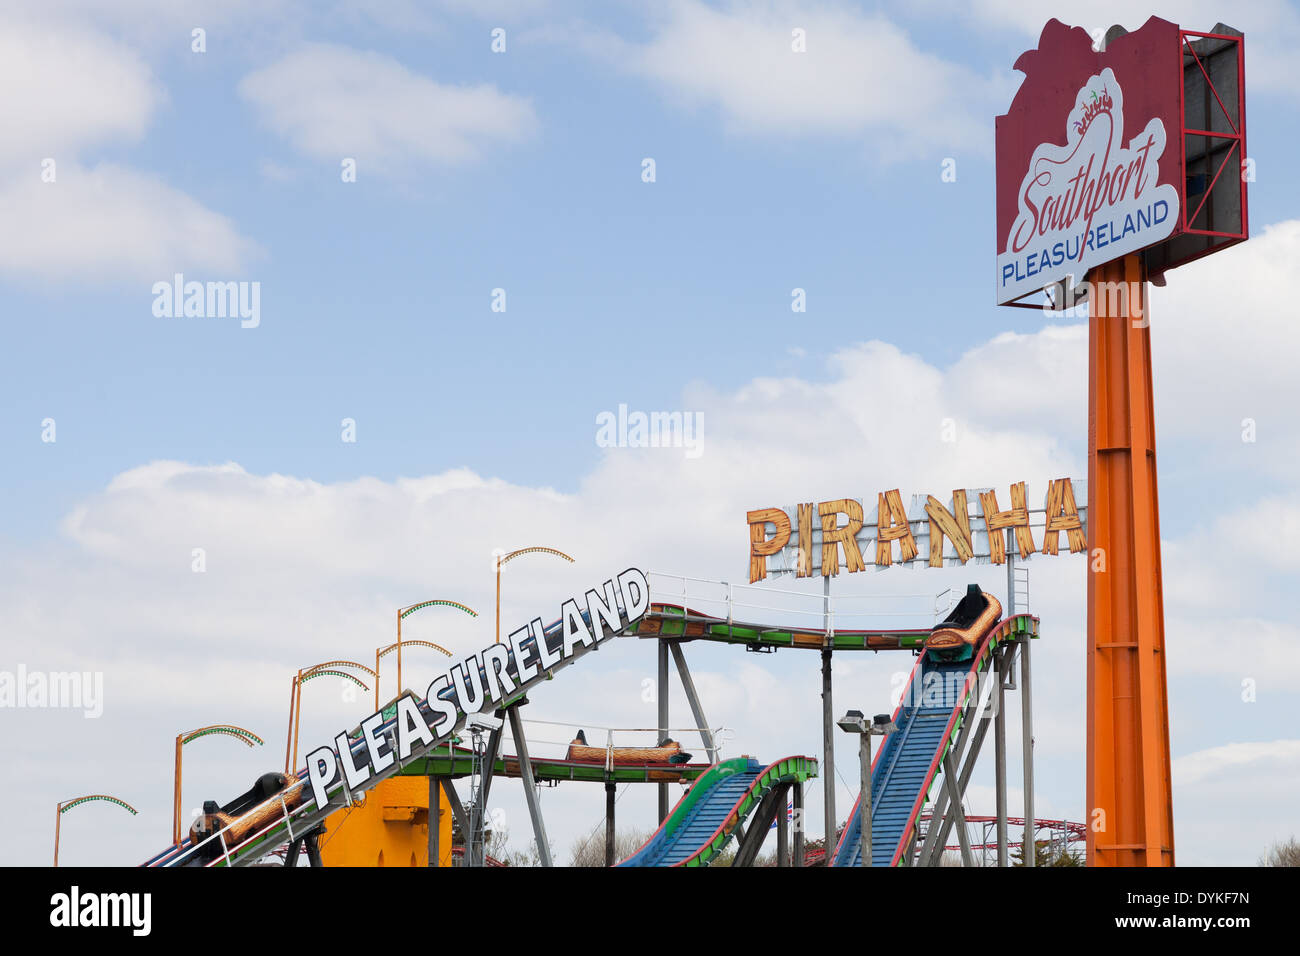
397, 742, 708, 784
918, 616, 1034, 819
636, 755, 819, 867
629, 603, 1039, 652
895, 614, 1039, 862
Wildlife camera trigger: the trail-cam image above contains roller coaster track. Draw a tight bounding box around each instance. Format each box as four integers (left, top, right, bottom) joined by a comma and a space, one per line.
144, 597, 643, 868
397, 741, 710, 785
831, 613, 1038, 867
618, 755, 819, 867
630, 604, 938, 651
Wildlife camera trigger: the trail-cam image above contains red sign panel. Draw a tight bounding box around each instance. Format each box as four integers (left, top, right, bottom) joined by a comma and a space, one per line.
995, 17, 1246, 305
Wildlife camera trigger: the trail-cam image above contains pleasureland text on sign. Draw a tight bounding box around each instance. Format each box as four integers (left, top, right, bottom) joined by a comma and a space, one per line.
302, 569, 650, 810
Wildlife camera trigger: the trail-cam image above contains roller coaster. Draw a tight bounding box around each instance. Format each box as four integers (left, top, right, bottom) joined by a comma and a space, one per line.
140, 570, 1041, 868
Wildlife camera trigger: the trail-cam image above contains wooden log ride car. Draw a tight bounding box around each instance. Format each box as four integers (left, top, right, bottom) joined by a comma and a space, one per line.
924, 585, 1003, 659
565, 729, 693, 765
188, 771, 306, 861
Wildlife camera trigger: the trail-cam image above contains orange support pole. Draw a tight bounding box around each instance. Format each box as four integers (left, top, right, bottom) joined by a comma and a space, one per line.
173, 734, 183, 845
285, 674, 299, 774
1085, 252, 1175, 867
292, 670, 306, 772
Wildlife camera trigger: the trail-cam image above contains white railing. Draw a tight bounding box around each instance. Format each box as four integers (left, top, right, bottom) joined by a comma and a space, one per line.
646, 571, 955, 636
519, 716, 728, 772
160, 716, 731, 868
158, 572, 957, 867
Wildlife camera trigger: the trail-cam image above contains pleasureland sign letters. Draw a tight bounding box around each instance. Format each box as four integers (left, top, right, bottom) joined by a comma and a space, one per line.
303, 568, 651, 811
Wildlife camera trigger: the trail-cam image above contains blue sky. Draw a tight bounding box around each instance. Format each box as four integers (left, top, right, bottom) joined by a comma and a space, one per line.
5, 2, 1298, 525
3, 1, 1300, 866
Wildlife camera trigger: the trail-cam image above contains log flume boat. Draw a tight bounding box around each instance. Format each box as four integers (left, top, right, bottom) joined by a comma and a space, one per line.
188, 772, 306, 861
565, 729, 693, 765
924, 584, 1003, 660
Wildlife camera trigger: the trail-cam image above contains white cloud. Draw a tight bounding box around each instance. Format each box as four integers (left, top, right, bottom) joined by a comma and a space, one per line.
913, 1, 1300, 100
1150, 221, 1300, 465
7, 0, 544, 41
239, 43, 539, 173
0, 163, 258, 281
584, 1, 999, 160
945, 325, 1086, 438
1175, 738, 1300, 786
1172, 740, 1300, 864
0, 15, 258, 281
0, 19, 160, 167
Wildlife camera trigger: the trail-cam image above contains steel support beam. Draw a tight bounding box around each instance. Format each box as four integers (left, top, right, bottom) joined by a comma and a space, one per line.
821, 648, 835, 857
605, 781, 616, 867
859, 729, 873, 867
821, 573, 836, 855
508, 706, 552, 867
942, 751, 974, 867
303, 828, 323, 868
900, 829, 917, 867
1022, 627, 1035, 867
917, 700, 979, 866
468, 709, 505, 867
995, 646, 1009, 867
480, 715, 504, 808
657, 638, 669, 822
777, 789, 789, 866
733, 784, 784, 868
441, 779, 470, 845
668, 640, 718, 763
1086, 252, 1175, 867
1007, 532, 1017, 615
792, 781, 804, 867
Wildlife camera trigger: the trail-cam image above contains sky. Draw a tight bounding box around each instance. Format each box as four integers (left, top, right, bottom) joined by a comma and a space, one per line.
3, 0, 1299, 867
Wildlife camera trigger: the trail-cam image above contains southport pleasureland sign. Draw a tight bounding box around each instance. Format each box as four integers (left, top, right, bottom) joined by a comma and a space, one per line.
303, 569, 650, 811
995, 18, 1186, 304
747, 479, 1087, 584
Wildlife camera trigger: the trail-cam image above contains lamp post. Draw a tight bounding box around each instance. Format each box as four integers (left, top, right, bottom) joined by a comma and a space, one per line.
463, 711, 505, 866
494, 547, 574, 643
375, 638, 454, 711
392, 600, 477, 707
56, 795, 137, 866
173, 725, 263, 845
285, 661, 376, 773
837, 710, 896, 866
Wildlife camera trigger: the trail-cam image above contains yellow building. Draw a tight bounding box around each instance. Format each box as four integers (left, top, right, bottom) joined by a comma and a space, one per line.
319, 776, 451, 867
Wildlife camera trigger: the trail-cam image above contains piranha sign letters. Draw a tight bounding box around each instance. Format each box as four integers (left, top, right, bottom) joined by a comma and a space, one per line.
747, 478, 1087, 584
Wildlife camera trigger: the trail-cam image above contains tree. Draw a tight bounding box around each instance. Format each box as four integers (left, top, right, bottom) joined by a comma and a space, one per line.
1259, 836, 1300, 867
479, 825, 554, 867
569, 827, 653, 867
1012, 839, 1083, 867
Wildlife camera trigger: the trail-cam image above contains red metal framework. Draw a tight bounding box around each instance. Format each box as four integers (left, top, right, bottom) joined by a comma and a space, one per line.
921, 814, 1087, 851
1170, 29, 1248, 266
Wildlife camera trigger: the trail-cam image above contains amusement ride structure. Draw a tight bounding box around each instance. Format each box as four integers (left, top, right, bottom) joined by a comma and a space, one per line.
60, 16, 1251, 872
133, 556, 1054, 869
